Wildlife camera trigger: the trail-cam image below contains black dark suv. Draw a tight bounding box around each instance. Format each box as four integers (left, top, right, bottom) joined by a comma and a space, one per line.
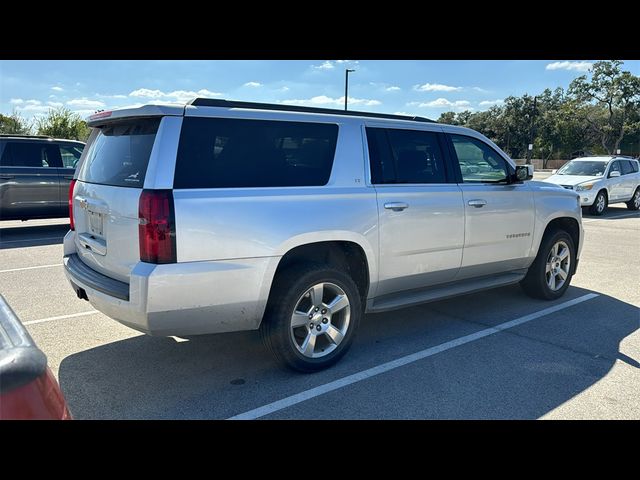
0, 135, 85, 220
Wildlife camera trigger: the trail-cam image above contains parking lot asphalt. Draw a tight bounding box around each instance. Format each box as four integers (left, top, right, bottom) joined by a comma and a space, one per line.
1, 201, 638, 419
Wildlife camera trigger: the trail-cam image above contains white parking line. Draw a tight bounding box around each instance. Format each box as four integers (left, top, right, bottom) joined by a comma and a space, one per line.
23, 310, 99, 326
0, 263, 61, 274
228, 293, 600, 420
584, 212, 640, 223
0, 236, 64, 245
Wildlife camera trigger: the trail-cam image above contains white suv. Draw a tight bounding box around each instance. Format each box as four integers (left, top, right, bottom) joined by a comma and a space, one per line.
64, 99, 584, 372
543, 156, 640, 215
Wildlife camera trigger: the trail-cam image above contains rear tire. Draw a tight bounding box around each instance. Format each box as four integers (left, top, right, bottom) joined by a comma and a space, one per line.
626, 188, 640, 211
588, 190, 607, 216
260, 263, 362, 373
521, 229, 575, 300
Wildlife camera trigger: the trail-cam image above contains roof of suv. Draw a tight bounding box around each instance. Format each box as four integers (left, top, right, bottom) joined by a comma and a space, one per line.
572, 156, 638, 163
87, 98, 436, 127
0, 134, 85, 145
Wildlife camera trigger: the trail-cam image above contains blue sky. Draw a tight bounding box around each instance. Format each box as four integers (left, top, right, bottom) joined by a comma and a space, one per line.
2, 60, 639, 121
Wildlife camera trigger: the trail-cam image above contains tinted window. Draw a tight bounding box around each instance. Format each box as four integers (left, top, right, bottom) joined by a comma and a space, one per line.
78, 119, 159, 188
59, 144, 84, 169
0, 142, 59, 168
366, 128, 395, 184
366, 127, 446, 184
620, 160, 634, 175
630, 161, 640, 173
174, 117, 338, 189
450, 134, 509, 183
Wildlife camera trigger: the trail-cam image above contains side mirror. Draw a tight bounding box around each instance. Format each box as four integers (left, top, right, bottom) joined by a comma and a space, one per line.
515, 164, 534, 182
552, 169, 557, 174
609, 170, 621, 178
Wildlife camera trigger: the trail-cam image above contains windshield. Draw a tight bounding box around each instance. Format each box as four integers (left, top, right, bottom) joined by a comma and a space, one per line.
557, 160, 607, 176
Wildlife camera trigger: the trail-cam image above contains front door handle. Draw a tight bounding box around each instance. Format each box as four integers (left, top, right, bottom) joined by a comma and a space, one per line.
384, 202, 409, 212
468, 199, 487, 208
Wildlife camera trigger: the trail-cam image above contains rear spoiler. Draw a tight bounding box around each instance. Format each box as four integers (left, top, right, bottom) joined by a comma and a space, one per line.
87, 104, 185, 127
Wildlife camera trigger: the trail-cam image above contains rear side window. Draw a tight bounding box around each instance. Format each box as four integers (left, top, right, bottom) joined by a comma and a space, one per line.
620, 160, 634, 175
174, 117, 338, 189
78, 119, 159, 188
0, 142, 61, 168
366, 127, 446, 184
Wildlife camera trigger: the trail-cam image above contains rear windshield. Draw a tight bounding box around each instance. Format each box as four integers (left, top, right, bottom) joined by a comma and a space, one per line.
78, 118, 159, 188
174, 117, 338, 189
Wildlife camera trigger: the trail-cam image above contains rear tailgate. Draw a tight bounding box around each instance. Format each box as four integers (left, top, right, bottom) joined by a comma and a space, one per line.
73, 118, 161, 283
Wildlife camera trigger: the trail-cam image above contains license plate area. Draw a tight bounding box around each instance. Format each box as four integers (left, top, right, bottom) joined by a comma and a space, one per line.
87, 209, 104, 237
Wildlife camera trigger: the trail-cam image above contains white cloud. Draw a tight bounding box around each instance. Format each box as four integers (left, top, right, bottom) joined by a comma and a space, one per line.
312, 60, 358, 70
415, 98, 472, 112
546, 61, 592, 72
129, 88, 223, 102
312, 61, 335, 70
47, 101, 63, 107
25, 100, 41, 105
385, 86, 401, 92
66, 98, 106, 109
96, 93, 128, 99
479, 99, 504, 107
9, 98, 24, 104
243, 81, 263, 87
414, 83, 462, 92
282, 95, 381, 107
279, 86, 289, 92
472, 87, 490, 93
51, 86, 64, 92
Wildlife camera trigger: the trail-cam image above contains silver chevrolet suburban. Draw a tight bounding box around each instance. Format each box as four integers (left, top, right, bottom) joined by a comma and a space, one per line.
63, 99, 584, 372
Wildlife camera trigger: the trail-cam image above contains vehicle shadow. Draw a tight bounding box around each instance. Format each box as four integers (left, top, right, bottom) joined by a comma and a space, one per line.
58, 286, 638, 419
582, 205, 639, 220
0, 223, 68, 249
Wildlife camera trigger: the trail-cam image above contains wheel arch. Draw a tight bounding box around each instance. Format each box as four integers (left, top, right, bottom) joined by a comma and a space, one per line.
255, 233, 378, 326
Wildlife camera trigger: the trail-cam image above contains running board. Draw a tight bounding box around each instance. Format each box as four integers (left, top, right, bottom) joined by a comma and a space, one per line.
367, 270, 527, 313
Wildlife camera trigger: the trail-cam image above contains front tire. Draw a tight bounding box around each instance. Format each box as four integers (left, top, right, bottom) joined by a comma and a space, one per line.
261, 264, 362, 373
521, 229, 576, 300
589, 190, 607, 216
626, 188, 640, 211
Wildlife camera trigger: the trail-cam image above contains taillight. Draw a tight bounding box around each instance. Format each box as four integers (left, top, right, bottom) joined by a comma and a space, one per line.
138, 190, 177, 264
68, 179, 77, 230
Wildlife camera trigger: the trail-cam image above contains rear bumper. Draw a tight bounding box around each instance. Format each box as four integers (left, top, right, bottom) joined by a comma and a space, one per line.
63, 232, 278, 336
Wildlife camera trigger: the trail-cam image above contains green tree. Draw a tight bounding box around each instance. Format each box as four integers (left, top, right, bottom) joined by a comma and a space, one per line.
569, 60, 640, 154
0, 110, 32, 134
35, 107, 90, 141
437, 111, 458, 125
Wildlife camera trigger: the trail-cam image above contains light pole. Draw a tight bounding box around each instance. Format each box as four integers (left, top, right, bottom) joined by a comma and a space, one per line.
526, 95, 537, 165
344, 69, 355, 111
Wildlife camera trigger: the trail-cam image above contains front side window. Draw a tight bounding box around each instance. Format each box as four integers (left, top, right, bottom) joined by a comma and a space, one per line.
450, 134, 509, 183
366, 127, 446, 184
59, 144, 84, 169
609, 161, 621, 176
174, 117, 338, 189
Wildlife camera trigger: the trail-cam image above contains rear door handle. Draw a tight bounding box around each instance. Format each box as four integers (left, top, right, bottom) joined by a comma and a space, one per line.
468, 199, 487, 208
384, 202, 409, 211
